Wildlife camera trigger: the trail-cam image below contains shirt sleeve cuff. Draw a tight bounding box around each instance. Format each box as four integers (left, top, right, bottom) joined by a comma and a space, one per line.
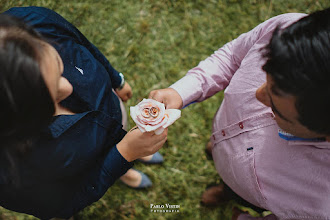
169, 75, 203, 108
111, 70, 122, 89
103, 145, 134, 179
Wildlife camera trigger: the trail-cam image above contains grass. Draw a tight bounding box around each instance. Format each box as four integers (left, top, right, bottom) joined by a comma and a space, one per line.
0, 0, 329, 219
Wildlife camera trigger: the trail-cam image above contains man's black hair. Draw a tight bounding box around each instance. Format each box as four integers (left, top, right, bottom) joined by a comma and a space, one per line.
263, 8, 330, 135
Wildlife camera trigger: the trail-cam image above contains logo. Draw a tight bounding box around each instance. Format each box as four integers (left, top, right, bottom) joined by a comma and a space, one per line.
75, 66, 84, 75
150, 203, 180, 213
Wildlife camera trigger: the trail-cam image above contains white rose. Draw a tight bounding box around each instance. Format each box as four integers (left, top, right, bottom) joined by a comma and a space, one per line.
130, 99, 181, 135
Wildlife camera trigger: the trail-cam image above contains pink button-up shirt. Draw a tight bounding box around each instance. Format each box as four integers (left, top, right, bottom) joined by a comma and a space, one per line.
170, 13, 330, 220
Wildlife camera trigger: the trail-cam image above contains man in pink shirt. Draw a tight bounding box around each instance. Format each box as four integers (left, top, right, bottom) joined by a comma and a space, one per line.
149, 8, 330, 220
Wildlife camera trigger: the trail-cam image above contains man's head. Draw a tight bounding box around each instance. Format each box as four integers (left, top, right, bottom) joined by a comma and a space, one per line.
256, 8, 330, 140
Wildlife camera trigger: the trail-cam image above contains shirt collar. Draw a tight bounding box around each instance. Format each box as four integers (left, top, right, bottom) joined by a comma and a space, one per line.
48, 112, 90, 138
278, 129, 326, 142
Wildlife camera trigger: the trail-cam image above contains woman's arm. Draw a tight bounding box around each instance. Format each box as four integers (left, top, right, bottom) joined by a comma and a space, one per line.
4, 6, 124, 89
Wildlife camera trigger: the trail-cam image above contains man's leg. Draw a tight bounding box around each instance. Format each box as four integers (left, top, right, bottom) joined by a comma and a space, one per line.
201, 182, 266, 213
202, 141, 266, 213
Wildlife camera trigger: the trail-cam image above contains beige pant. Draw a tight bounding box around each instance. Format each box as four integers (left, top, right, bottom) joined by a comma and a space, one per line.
119, 95, 128, 131
113, 89, 128, 131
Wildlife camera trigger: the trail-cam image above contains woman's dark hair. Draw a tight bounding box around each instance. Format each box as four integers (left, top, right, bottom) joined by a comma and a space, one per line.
0, 14, 55, 185
262, 8, 330, 135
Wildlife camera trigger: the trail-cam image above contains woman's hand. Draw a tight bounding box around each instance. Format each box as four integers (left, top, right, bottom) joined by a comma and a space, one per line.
115, 82, 132, 102
117, 127, 168, 162
149, 88, 183, 109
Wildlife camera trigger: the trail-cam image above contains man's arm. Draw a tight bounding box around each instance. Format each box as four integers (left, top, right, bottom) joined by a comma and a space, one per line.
169, 13, 305, 107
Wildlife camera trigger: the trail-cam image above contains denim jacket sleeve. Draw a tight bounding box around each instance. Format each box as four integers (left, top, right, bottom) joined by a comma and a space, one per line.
56, 146, 133, 219
4, 6, 123, 89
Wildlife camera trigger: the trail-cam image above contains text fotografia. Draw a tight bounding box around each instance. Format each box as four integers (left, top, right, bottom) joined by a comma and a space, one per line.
150, 204, 180, 213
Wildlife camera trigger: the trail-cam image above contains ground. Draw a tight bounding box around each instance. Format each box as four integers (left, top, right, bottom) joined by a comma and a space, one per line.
0, 0, 329, 219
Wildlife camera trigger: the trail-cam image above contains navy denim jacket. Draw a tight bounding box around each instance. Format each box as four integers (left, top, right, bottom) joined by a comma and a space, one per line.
1, 7, 133, 219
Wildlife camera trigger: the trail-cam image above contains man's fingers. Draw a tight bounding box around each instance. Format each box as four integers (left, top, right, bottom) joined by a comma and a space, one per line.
149, 89, 180, 109
149, 90, 163, 102
148, 90, 156, 99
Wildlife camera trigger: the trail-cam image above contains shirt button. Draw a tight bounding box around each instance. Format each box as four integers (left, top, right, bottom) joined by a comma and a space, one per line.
239, 122, 244, 129
221, 130, 226, 136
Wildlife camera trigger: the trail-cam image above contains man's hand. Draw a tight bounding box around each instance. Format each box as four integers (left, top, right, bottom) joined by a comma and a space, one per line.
117, 127, 168, 162
115, 82, 132, 102
149, 88, 183, 109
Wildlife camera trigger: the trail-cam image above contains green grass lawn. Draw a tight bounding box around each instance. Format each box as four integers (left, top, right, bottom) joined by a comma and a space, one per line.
0, 0, 329, 219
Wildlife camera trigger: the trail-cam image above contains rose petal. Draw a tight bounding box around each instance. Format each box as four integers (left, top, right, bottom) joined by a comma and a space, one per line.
163, 109, 181, 128
130, 106, 137, 119
137, 100, 165, 124
144, 116, 168, 132
136, 125, 146, 133
130, 99, 180, 133
155, 127, 165, 135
